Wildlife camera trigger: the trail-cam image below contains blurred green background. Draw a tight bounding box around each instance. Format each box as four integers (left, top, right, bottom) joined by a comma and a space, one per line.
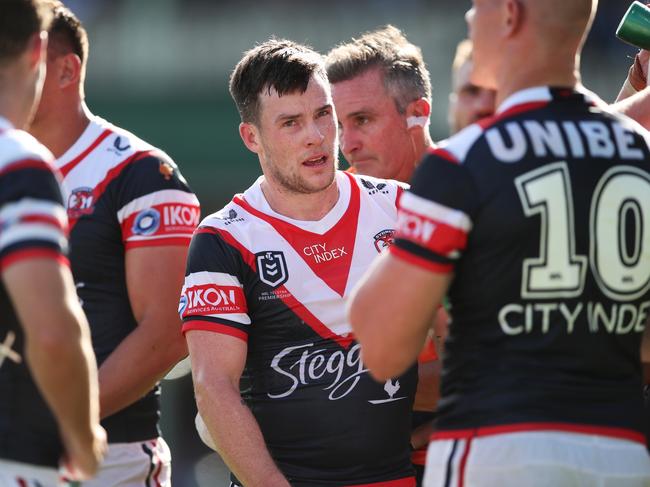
63, 0, 639, 484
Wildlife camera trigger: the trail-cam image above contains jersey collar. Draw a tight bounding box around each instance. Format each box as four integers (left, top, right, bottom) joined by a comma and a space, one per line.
497, 85, 602, 114
0, 116, 13, 132
240, 171, 352, 235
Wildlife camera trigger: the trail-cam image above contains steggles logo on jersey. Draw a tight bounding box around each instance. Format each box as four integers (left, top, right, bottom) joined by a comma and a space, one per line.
373, 229, 395, 253
180, 284, 247, 317
256, 251, 289, 288
368, 379, 407, 404
360, 178, 389, 195
269, 342, 367, 400
302, 243, 348, 263
132, 208, 161, 236
67, 187, 94, 218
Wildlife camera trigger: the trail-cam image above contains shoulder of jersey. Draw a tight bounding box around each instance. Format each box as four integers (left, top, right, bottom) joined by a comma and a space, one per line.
0, 128, 54, 171
428, 123, 486, 166
197, 199, 247, 232
350, 172, 408, 195
94, 116, 173, 162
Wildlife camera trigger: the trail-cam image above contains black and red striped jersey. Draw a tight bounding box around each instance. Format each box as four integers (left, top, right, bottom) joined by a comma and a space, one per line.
56, 115, 200, 443
182, 171, 417, 486
393, 86, 650, 442
0, 116, 69, 467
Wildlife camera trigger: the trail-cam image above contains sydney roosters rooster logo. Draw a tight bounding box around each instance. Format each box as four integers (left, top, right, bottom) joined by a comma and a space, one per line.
67, 187, 94, 219
373, 229, 395, 253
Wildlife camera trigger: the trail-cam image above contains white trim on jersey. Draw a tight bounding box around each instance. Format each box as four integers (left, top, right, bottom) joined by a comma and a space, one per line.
126, 233, 194, 242
497, 86, 553, 114
399, 191, 472, 232
241, 172, 352, 235
0, 127, 54, 172
184, 270, 244, 288
438, 124, 484, 164
0, 223, 66, 251
116, 189, 200, 223
0, 198, 67, 227
182, 271, 251, 325
56, 117, 155, 200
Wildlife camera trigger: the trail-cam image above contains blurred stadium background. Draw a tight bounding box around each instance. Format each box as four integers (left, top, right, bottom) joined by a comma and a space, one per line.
65, 0, 638, 484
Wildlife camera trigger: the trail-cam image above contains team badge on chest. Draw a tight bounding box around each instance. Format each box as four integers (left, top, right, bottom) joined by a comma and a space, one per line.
67, 187, 95, 218
256, 251, 289, 288
373, 229, 395, 253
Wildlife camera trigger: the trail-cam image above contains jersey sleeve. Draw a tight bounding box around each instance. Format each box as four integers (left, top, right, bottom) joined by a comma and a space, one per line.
0, 158, 68, 269
115, 152, 200, 249
180, 227, 251, 342
391, 149, 479, 273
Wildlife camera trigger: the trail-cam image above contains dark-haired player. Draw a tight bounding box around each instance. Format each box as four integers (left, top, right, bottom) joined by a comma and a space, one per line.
184, 39, 416, 487
28, 2, 199, 485
0, 0, 105, 485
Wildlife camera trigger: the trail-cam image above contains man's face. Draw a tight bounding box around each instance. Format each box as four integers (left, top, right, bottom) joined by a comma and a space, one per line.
449, 59, 496, 134
332, 68, 417, 182
466, 0, 502, 89
254, 74, 338, 195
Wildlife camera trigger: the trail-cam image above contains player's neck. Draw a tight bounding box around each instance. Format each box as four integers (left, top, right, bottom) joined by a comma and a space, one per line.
260, 176, 340, 221
29, 99, 91, 159
0, 79, 33, 130
496, 55, 579, 110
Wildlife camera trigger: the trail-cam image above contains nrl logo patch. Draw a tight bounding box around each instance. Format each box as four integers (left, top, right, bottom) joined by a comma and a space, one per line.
373, 229, 395, 253
256, 251, 288, 288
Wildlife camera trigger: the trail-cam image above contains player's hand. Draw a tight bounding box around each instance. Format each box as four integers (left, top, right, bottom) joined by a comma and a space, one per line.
61, 423, 107, 480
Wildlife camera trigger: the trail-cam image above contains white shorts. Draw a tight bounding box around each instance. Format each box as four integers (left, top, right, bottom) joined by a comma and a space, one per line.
423, 430, 650, 487
0, 459, 61, 487
79, 438, 171, 487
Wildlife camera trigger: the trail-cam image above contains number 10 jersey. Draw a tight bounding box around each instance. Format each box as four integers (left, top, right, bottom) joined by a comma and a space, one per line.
393, 86, 650, 441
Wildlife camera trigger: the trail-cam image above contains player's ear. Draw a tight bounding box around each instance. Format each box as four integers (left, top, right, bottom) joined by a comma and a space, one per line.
504, 0, 524, 37
405, 98, 430, 130
57, 52, 82, 89
239, 122, 261, 154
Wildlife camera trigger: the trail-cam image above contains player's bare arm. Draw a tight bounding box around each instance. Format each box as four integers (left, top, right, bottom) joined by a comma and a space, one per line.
97, 245, 188, 419
187, 330, 290, 487
3, 258, 106, 479
348, 252, 451, 381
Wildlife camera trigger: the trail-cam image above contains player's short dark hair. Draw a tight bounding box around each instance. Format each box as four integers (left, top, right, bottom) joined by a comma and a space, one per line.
326, 25, 431, 113
229, 39, 328, 124
0, 0, 52, 64
47, 1, 88, 67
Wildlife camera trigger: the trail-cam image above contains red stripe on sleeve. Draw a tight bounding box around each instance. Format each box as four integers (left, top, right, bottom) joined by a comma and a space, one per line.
396, 206, 467, 257
0, 158, 52, 177
182, 320, 249, 342
344, 477, 416, 487
20, 214, 67, 232
0, 249, 69, 270
389, 246, 453, 274
125, 237, 192, 250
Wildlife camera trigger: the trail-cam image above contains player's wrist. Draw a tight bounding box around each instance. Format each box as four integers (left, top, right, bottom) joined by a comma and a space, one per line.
628, 52, 648, 92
